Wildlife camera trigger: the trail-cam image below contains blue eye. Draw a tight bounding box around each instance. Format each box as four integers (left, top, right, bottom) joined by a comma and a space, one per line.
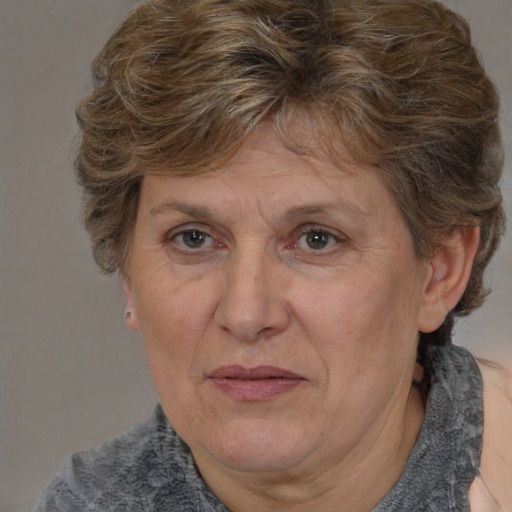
297, 229, 339, 250
174, 229, 213, 249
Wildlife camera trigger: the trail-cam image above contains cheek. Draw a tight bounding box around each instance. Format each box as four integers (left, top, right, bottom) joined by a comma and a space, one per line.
135, 270, 221, 365
291, 268, 421, 370
134, 272, 223, 424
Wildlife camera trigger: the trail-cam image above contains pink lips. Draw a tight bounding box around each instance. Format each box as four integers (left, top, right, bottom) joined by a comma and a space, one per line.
208, 365, 304, 401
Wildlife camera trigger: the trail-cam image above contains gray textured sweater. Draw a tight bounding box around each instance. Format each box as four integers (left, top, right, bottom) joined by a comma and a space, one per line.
33, 344, 483, 511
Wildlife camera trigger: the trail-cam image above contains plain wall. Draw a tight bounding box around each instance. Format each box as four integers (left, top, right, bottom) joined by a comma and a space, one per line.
1, 1, 510, 511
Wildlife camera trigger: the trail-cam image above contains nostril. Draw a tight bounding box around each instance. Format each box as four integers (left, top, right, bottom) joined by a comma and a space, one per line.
256, 326, 276, 340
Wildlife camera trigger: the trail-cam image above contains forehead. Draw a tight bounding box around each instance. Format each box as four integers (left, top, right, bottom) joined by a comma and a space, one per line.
140, 127, 399, 229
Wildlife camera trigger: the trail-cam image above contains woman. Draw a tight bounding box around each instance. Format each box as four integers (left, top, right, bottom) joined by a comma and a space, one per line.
33, 0, 511, 510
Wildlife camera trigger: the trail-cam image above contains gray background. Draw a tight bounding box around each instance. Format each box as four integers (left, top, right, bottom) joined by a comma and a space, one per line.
1, 1, 510, 511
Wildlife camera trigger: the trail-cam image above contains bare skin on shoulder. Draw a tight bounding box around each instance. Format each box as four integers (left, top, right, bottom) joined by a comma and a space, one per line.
470, 360, 512, 511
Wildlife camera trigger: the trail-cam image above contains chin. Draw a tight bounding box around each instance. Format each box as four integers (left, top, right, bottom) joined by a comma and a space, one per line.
203, 419, 312, 473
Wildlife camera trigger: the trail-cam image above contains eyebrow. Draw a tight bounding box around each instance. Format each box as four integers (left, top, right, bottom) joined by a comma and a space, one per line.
148, 199, 370, 224
279, 201, 370, 224
148, 200, 214, 219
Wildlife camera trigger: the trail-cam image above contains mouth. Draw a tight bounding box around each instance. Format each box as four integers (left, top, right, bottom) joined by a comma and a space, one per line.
208, 365, 305, 401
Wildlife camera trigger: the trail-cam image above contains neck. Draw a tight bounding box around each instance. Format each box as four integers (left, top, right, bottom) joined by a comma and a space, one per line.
195, 385, 425, 512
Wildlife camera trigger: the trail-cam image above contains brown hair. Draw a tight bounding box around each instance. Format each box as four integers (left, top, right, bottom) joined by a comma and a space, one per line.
76, 0, 504, 353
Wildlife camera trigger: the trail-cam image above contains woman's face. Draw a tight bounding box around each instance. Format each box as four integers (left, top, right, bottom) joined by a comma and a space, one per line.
125, 128, 432, 479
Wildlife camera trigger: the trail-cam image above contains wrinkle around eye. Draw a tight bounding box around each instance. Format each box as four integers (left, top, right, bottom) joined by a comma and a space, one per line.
160, 225, 229, 266
280, 231, 352, 270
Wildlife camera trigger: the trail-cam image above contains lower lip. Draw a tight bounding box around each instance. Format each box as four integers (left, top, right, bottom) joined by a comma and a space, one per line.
210, 377, 303, 401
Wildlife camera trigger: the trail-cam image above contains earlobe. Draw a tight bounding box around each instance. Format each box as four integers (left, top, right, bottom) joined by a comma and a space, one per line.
123, 275, 141, 332
418, 226, 480, 333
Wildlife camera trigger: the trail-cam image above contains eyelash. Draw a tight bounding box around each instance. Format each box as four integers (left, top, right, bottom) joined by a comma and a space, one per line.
168, 228, 216, 250
294, 227, 343, 252
164, 225, 345, 255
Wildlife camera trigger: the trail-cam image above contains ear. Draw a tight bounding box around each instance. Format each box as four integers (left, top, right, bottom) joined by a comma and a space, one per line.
418, 226, 480, 333
123, 274, 141, 332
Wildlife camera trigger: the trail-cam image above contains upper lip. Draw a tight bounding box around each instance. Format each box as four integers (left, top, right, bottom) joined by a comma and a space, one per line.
208, 365, 303, 380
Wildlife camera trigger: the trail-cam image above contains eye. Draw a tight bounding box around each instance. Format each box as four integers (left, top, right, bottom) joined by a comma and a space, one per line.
173, 229, 214, 249
296, 229, 339, 251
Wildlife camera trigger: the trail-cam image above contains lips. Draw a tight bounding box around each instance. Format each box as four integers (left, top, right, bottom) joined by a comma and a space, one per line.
208, 365, 305, 401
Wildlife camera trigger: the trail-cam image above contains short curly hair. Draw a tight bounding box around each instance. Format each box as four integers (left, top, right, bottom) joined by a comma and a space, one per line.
76, 0, 504, 354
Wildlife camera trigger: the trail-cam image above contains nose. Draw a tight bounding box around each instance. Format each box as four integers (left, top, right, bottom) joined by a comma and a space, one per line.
214, 248, 290, 342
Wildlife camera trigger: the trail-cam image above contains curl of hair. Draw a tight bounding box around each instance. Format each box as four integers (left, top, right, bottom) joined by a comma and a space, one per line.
76, 0, 504, 354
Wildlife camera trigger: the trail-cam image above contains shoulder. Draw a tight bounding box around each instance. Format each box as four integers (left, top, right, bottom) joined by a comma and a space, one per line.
469, 357, 512, 511
32, 404, 226, 511
32, 407, 170, 511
